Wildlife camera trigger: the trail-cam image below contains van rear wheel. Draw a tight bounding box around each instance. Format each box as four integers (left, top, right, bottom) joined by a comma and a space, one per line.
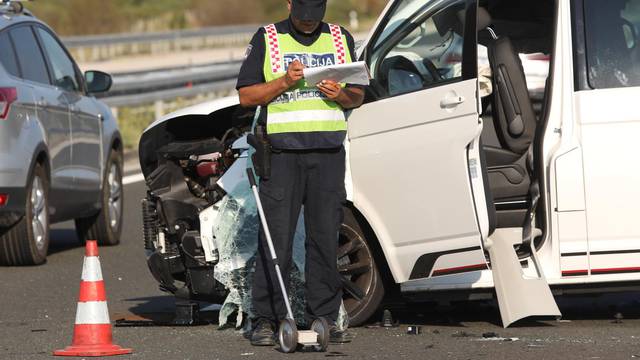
339, 207, 385, 327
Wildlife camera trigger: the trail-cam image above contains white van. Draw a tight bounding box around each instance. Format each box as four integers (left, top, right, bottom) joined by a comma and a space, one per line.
139, 0, 640, 327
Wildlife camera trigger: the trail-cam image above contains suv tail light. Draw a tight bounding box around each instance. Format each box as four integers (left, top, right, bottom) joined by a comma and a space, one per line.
0, 194, 8, 206
0, 87, 17, 120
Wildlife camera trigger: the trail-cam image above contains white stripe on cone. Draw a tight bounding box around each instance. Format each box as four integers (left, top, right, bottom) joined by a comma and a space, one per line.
81, 256, 104, 282
75, 301, 111, 324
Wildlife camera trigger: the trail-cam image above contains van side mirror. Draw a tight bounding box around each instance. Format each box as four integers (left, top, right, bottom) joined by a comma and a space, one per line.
84, 70, 112, 94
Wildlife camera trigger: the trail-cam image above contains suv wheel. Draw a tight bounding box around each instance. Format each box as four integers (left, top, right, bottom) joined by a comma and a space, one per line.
0, 163, 50, 265
339, 207, 385, 326
75, 149, 123, 246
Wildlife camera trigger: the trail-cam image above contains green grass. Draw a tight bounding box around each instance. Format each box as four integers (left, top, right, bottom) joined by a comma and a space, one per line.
116, 105, 156, 150
26, 0, 387, 36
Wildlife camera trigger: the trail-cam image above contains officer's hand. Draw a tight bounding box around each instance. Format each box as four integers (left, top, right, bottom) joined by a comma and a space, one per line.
284, 60, 305, 87
317, 79, 342, 100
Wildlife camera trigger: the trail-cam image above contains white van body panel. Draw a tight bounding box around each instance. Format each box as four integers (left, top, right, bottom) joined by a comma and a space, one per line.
398, 0, 640, 293
348, 78, 484, 283
542, 0, 578, 281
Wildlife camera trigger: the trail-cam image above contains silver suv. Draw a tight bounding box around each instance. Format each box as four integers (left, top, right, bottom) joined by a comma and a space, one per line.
0, 1, 124, 265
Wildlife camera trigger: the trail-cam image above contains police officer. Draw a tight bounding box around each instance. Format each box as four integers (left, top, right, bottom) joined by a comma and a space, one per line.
236, 0, 364, 347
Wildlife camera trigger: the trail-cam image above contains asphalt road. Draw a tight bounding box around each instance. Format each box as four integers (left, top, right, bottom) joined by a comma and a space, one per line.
2, 160, 640, 360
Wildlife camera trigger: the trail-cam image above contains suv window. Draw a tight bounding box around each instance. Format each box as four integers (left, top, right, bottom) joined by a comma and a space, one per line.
584, 0, 640, 88
368, 0, 467, 99
36, 27, 81, 93
0, 32, 20, 77
9, 26, 50, 85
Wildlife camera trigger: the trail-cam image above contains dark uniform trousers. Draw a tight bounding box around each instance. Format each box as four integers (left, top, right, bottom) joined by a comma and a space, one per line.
252, 146, 346, 324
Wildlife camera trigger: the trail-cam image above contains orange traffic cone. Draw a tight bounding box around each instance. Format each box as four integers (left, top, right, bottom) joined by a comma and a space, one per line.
54, 240, 132, 357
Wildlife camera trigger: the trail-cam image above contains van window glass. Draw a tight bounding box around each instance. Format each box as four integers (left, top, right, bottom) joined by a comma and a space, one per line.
584, 0, 640, 88
369, 0, 466, 99
0, 32, 20, 77
9, 26, 50, 85
36, 28, 80, 93
373, 0, 435, 50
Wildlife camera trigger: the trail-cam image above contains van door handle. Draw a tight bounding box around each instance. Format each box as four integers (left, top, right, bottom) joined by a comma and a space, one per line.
440, 95, 465, 108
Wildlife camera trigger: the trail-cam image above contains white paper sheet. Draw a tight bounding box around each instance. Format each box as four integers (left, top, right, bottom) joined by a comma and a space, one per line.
303, 61, 371, 86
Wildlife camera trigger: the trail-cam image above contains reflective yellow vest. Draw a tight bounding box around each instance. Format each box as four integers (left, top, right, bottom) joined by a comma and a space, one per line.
262, 23, 352, 149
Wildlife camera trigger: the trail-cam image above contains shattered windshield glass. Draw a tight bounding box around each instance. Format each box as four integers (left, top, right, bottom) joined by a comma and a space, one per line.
211, 110, 348, 331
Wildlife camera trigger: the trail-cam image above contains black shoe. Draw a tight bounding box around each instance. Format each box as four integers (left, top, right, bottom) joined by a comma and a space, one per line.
329, 326, 353, 344
251, 319, 276, 346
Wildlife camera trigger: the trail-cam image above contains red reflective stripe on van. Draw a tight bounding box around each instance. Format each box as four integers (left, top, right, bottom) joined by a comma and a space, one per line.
432, 263, 488, 276
562, 269, 588, 276
562, 267, 640, 276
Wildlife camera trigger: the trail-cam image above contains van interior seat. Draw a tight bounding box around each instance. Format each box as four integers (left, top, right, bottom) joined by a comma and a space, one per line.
478, 7, 538, 225
487, 35, 537, 155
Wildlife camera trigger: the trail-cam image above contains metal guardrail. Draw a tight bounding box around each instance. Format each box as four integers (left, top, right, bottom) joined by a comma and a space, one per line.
102, 79, 237, 108
103, 60, 241, 97
62, 24, 259, 47
64, 24, 258, 63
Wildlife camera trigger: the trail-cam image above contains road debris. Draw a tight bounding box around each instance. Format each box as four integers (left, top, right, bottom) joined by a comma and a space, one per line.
407, 326, 421, 335
458, 332, 520, 342
476, 337, 520, 342
451, 331, 476, 338
382, 309, 398, 327
613, 312, 624, 323
325, 351, 348, 357
113, 310, 217, 327
364, 309, 399, 328
476, 334, 519, 342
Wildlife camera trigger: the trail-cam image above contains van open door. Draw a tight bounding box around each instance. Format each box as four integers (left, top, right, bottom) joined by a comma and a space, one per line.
348, 0, 559, 327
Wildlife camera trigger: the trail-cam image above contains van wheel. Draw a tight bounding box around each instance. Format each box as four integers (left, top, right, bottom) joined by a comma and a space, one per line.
0, 163, 49, 266
339, 207, 385, 327
75, 149, 123, 246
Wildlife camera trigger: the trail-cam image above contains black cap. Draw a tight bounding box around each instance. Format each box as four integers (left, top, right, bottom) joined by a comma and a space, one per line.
291, 0, 326, 22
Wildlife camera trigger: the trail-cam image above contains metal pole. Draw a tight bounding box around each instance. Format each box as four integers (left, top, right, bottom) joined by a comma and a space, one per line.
248, 169, 295, 320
